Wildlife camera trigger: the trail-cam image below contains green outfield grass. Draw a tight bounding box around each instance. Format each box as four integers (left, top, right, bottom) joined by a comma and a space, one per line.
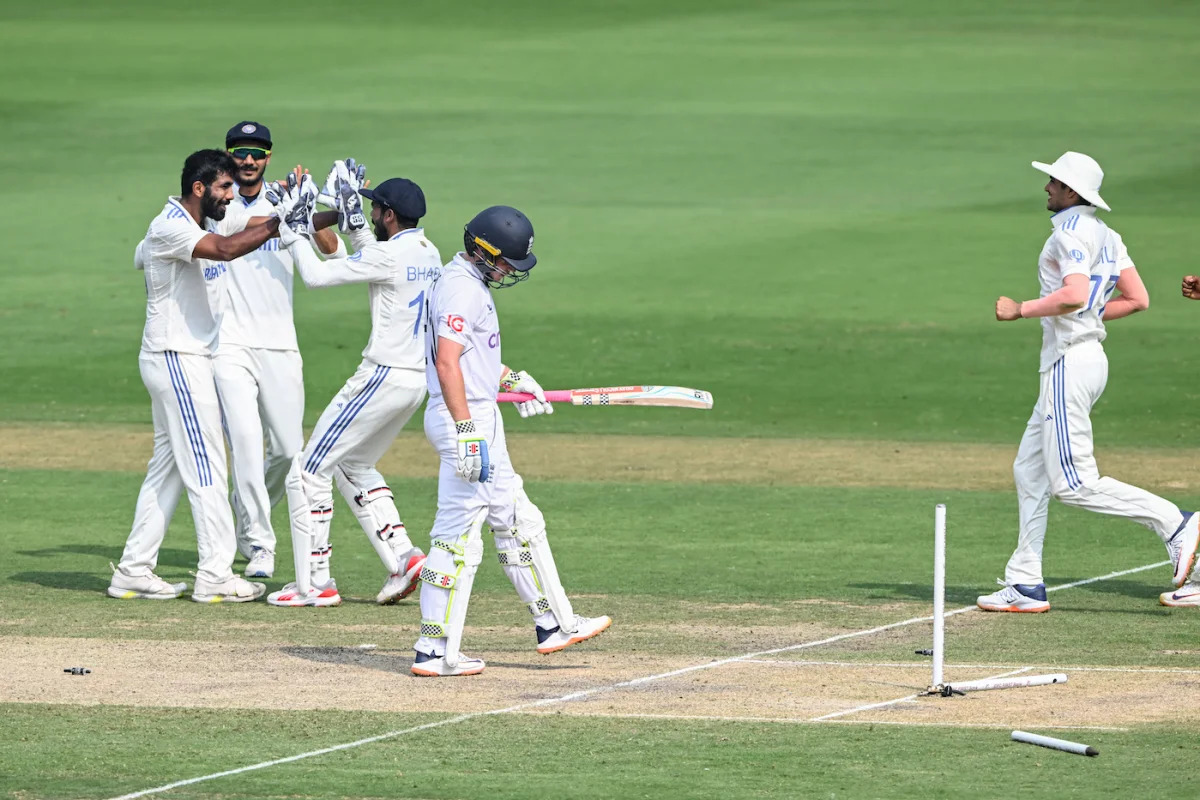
3, 0, 1200, 798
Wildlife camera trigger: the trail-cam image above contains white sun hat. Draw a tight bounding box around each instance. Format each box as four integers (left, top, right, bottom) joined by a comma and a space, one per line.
1031, 151, 1111, 211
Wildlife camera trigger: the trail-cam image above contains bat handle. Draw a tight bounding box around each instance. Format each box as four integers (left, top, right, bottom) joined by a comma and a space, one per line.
496, 391, 572, 403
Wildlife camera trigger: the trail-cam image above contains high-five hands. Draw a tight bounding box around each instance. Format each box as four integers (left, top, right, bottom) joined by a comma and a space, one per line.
266, 172, 318, 246
318, 158, 368, 208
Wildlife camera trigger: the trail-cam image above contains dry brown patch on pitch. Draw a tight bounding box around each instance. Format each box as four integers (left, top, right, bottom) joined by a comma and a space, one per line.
3, 636, 1186, 730
7, 423, 1200, 490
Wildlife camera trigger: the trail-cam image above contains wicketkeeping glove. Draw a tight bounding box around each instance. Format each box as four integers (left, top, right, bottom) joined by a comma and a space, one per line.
499, 369, 554, 418
264, 179, 303, 247
285, 172, 318, 239
455, 419, 490, 483
336, 175, 367, 233
318, 158, 368, 207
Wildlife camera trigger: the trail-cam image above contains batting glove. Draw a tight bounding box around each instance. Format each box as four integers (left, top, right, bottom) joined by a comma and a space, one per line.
500, 369, 554, 418
455, 419, 490, 483
336, 175, 367, 233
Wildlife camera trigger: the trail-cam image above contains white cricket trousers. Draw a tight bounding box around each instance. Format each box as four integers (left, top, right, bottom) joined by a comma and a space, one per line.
119, 350, 237, 584
416, 400, 560, 654
213, 345, 305, 553
297, 359, 425, 578
1007, 340, 1183, 585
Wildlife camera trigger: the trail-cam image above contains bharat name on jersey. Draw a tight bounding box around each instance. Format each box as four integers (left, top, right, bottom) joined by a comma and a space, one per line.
425, 254, 503, 405
1036, 205, 1134, 372
137, 197, 252, 355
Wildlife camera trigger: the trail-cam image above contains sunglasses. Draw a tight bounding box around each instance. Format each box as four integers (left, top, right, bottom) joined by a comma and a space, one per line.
228, 146, 271, 160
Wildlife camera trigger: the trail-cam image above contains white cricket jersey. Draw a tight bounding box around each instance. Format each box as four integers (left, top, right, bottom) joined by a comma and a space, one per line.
426, 253, 503, 404
138, 197, 246, 355
289, 227, 441, 369
1035, 205, 1134, 372
219, 190, 296, 351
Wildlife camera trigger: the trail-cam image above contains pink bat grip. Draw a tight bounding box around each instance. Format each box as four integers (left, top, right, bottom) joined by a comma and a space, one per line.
496, 391, 573, 403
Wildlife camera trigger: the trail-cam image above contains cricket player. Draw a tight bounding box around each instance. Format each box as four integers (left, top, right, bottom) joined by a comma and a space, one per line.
215, 121, 345, 580
977, 151, 1200, 613
264, 172, 437, 607
107, 148, 289, 603
410, 205, 610, 677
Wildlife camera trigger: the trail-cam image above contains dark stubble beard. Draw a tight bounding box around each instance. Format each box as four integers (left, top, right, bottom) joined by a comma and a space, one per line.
201, 186, 227, 221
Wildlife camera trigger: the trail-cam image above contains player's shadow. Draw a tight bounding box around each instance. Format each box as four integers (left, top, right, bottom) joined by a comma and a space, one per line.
280, 646, 586, 674
16, 544, 196, 569
848, 582, 979, 605
10, 570, 109, 592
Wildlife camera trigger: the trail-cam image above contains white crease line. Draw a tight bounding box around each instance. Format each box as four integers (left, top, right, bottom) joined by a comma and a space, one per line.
810, 666, 1032, 722
104, 560, 1166, 800
822, 718, 1129, 732
513, 710, 1129, 733
742, 660, 1200, 674
809, 693, 921, 721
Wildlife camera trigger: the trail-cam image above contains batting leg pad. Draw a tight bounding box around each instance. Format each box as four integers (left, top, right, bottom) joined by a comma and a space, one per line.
284, 455, 317, 595
495, 488, 577, 632
334, 470, 412, 574
418, 508, 487, 668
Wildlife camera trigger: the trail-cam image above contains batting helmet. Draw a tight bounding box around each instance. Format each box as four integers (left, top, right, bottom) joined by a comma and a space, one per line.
463, 206, 537, 280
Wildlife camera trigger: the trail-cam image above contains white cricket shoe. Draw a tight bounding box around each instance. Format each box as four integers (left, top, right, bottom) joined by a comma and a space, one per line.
536, 614, 613, 654
410, 650, 485, 677
267, 579, 342, 607
376, 548, 426, 605
244, 547, 275, 579
191, 575, 266, 604
1166, 511, 1200, 588
975, 580, 1050, 613
1160, 583, 1200, 607
106, 563, 186, 600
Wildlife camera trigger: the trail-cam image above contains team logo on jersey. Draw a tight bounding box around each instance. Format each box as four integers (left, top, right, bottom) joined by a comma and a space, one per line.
447, 314, 465, 332
241, 124, 257, 134
1069, 249, 1084, 262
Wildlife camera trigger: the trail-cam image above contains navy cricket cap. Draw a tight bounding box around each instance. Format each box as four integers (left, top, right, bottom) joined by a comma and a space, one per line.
360, 178, 426, 221
225, 121, 272, 148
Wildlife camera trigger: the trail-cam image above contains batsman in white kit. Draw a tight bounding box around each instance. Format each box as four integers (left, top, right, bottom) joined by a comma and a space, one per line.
108, 149, 285, 603
264, 170, 439, 607
411, 205, 611, 678
215, 121, 346, 580
978, 151, 1200, 613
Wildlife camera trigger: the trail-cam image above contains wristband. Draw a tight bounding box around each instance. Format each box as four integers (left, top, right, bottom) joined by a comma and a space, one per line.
455, 420, 476, 435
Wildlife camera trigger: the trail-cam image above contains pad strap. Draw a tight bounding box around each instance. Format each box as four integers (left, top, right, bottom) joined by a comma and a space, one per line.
420, 619, 447, 638
419, 566, 457, 589
496, 547, 533, 566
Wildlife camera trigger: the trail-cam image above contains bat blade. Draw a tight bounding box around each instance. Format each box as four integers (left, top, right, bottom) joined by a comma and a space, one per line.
497, 385, 713, 410
571, 385, 713, 409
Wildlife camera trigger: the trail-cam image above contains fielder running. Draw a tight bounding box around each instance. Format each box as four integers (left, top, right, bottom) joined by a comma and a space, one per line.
977, 151, 1200, 613
411, 205, 610, 678
215, 121, 346, 580
108, 149, 285, 603
264, 170, 439, 607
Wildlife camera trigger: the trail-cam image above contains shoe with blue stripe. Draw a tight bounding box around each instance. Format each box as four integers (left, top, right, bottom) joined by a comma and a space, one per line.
1166, 512, 1200, 588
1160, 583, 1200, 607
976, 580, 1049, 613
